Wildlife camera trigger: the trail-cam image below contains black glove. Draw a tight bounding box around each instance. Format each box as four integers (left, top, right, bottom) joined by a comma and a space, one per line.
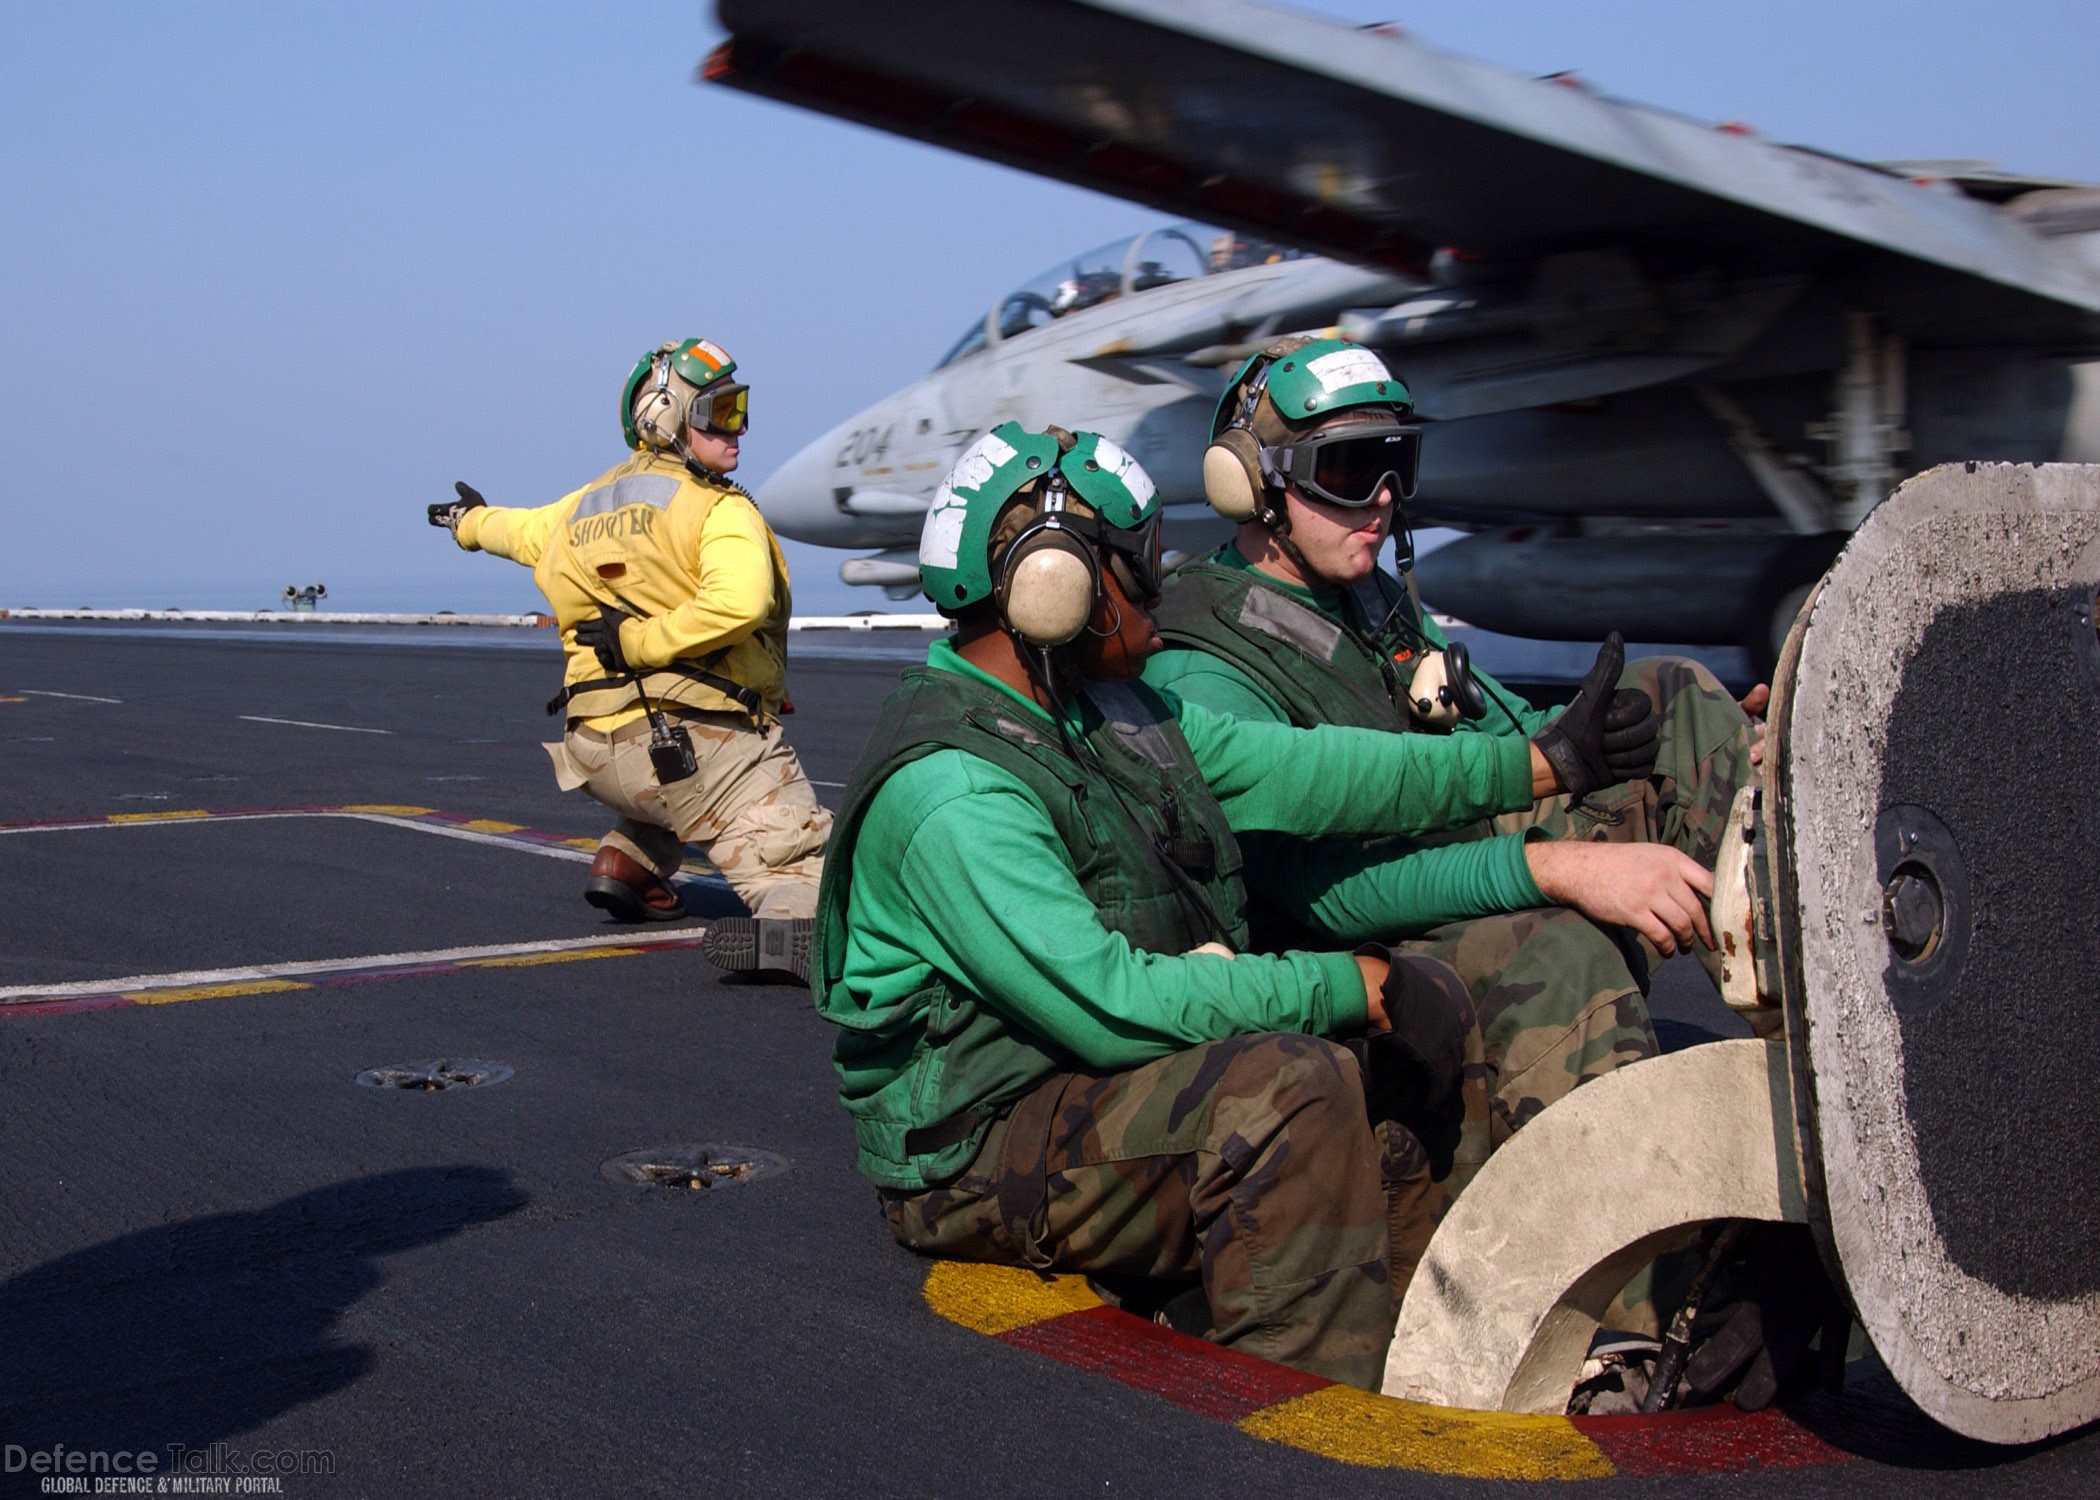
1346, 951, 1474, 1179
1349, 951, 1470, 1112
1679, 1227, 1841, 1412
1602, 688, 1659, 776
427, 480, 487, 530
1530, 633, 1659, 797
572, 605, 633, 676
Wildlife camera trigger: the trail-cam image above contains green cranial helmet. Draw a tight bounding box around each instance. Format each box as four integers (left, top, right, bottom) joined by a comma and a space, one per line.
621, 338, 740, 450
918, 422, 1161, 609
1211, 335, 1412, 445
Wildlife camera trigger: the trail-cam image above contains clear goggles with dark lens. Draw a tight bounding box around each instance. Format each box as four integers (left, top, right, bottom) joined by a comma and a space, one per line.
689, 381, 750, 436
1273, 422, 1421, 508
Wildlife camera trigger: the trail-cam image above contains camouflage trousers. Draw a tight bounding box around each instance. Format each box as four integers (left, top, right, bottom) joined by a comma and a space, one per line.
551, 711, 832, 919
883, 1025, 1481, 1392
1390, 907, 1655, 1199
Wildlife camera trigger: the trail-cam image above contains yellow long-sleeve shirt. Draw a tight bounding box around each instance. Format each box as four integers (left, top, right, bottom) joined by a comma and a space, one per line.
455, 449, 791, 730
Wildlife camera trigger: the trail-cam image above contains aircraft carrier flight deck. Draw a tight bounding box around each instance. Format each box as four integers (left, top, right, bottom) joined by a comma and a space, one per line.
2, 622, 2093, 1497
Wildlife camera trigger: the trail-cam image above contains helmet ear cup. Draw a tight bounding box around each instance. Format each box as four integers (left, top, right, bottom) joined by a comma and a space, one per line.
631, 386, 684, 451
630, 352, 701, 452
997, 523, 1100, 646
1203, 428, 1267, 521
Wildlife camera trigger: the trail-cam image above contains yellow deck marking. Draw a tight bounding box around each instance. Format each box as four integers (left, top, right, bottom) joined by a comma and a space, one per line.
108, 809, 214, 823
340, 804, 435, 816
0, 695, 25, 703
464, 947, 644, 969
565, 837, 599, 851
920, 1261, 1626, 1480
126, 979, 312, 1006
921, 1262, 1103, 1336
1237, 1385, 1614, 1480
460, 818, 523, 834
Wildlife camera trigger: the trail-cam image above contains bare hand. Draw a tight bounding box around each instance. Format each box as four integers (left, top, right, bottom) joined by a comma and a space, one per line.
1355, 953, 1392, 1031
1739, 682, 1770, 767
1190, 941, 1237, 959
1527, 839, 1715, 956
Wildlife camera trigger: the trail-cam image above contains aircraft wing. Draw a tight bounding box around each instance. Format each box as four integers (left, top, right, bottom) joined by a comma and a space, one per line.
709, 0, 2100, 344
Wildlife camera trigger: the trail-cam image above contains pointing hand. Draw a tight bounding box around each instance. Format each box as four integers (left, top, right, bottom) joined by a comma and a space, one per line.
428, 480, 487, 532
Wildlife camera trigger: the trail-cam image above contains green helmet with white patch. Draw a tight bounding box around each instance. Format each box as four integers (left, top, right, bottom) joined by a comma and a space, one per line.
918, 422, 1161, 611
1210, 335, 1412, 444
1203, 336, 1419, 523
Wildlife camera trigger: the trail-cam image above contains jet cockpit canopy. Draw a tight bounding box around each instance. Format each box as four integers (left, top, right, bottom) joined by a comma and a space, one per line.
935, 222, 1305, 368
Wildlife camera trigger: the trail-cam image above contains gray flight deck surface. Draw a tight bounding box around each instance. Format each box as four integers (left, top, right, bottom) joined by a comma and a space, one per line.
1, 624, 2092, 1497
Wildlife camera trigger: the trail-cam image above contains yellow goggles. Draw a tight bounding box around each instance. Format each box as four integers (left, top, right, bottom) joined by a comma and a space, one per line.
692, 382, 749, 436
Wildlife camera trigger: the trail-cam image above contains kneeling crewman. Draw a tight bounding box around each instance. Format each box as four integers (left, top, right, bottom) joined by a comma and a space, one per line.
432, 338, 829, 979
812, 424, 1662, 1388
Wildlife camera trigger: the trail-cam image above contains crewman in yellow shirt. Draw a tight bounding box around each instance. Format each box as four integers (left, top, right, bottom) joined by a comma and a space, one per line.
430, 337, 829, 982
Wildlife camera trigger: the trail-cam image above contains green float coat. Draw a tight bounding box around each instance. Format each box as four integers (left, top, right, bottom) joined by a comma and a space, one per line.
1146, 546, 1554, 939
814, 639, 1535, 1190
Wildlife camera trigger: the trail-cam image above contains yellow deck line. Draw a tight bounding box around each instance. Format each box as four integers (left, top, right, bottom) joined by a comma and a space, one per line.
126, 979, 312, 1006
463, 947, 648, 970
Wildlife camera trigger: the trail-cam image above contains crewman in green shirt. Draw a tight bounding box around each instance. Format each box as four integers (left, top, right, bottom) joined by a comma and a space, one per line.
1146, 336, 1759, 1225
812, 422, 1662, 1389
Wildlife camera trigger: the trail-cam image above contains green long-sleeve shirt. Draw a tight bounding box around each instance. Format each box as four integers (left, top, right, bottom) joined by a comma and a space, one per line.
835, 640, 1536, 1073
1143, 547, 1553, 937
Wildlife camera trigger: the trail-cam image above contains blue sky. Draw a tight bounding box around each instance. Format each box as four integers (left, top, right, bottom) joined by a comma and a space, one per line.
3, 0, 2095, 615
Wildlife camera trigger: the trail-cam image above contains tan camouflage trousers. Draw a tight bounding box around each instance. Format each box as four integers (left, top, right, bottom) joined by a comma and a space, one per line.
552, 711, 831, 919
883, 1032, 1419, 1391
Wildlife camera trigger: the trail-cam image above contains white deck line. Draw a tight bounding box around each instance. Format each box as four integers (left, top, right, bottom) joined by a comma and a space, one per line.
0, 808, 731, 878
239, 715, 392, 734
0, 929, 707, 1004
0, 809, 593, 862
786, 615, 945, 630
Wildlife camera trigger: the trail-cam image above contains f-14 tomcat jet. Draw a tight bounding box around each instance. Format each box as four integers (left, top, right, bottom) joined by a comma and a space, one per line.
708, 0, 2100, 666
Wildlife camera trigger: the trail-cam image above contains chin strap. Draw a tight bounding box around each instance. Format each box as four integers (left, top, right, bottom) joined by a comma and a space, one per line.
1264, 520, 1319, 584
672, 448, 751, 497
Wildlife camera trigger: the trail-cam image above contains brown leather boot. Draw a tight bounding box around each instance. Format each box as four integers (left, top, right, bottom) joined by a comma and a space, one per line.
583, 846, 687, 923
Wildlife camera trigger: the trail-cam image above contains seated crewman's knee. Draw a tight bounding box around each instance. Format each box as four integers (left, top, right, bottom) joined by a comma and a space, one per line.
1202, 1033, 1368, 1145
1631, 654, 1742, 728
1193, 1036, 1385, 1226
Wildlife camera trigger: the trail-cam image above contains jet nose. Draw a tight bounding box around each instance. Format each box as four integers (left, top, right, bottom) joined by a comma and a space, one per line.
753, 438, 841, 545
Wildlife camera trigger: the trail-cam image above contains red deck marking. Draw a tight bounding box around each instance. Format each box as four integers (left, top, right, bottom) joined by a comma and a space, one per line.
3, 994, 136, 1018
1001, 1305, 1330, 1423
1572, 1404, 1853, 1475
